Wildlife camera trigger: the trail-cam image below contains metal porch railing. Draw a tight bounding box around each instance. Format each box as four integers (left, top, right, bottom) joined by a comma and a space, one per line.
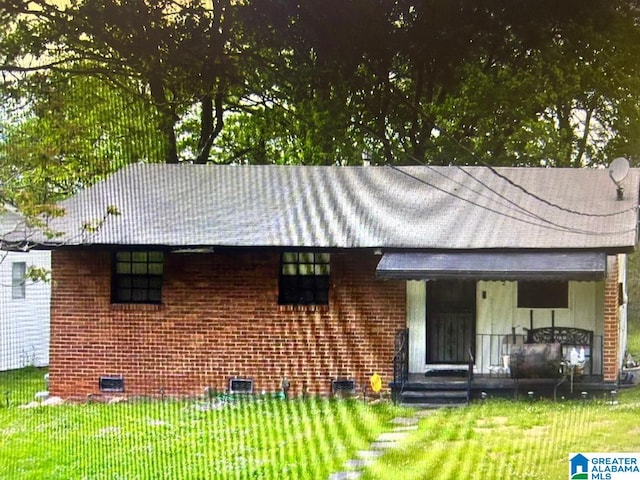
392, 328, 409, 403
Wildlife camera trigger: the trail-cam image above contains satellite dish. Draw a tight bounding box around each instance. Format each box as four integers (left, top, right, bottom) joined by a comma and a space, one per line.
609, 157, 630, 186
609, 157, 630, 200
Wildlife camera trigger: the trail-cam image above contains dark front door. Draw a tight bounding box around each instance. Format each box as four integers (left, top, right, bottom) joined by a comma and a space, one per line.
426, 280, 476, 364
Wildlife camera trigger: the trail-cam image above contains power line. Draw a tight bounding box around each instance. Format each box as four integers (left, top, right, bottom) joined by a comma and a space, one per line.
385, 164, 637, 237
384, 84, 637, 219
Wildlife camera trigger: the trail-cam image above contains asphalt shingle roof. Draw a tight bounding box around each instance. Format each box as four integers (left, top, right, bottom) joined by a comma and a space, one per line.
39, 163, 640, 251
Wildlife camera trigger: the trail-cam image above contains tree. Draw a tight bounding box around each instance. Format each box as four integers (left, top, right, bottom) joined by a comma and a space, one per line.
235, 0, 640, 167
2, 0, 640, 175
2, 0, 239, 164
0, 73, 165, 214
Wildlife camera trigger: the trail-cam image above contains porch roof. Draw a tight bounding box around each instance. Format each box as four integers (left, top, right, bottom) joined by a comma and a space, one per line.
375, 251, 607, 281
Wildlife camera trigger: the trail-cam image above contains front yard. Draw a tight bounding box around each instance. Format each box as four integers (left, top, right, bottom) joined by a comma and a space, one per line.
0, 368, 405, 479
1, 368, 640, 479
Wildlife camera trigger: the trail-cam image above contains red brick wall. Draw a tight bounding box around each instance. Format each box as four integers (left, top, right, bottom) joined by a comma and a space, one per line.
49, 249, 406, 399
602, 255, 620, 382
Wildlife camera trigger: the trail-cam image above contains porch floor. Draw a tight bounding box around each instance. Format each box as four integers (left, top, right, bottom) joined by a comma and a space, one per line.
403, 372, 617, 401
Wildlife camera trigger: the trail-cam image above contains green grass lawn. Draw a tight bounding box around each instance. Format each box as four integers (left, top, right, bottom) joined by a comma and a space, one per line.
363, 389, 640, 480
0, 368, 407, 479
2, 367, 640, 479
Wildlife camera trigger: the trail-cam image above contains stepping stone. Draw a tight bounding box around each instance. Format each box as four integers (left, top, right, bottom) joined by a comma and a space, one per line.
370, 441, 398, 450
328, 471, 361, 480
393, 425, 419, 432
345, 459, 372, 469
391, 416, 419, 426
356, 450, 383, 460
377, 431, 410, 442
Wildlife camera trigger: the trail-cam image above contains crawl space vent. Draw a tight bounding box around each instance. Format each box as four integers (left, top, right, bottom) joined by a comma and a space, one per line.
99, 376, 125, 393
332, 379, 356, 395
229, 378, 254, 394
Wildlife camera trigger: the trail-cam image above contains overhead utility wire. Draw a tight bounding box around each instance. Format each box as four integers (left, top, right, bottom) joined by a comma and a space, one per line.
386, 84, 636, 219
357, 119, 635, 236
229, 47, 635, 236
411, 162, 579, 230
386, 163, 637, 237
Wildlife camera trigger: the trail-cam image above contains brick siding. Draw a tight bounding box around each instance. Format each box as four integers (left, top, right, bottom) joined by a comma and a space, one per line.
602, 255, 620, 382
49, 249, 405, 399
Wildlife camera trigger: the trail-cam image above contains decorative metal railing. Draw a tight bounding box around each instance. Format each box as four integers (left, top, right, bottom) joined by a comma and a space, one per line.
466, 347, 474, 404
392, 328, 409, 403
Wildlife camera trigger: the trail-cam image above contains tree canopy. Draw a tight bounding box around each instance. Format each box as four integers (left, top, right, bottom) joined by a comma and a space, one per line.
1, 0, 640, 210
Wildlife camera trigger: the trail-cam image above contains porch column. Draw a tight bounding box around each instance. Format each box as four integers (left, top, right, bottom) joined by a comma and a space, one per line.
603, 255, 620, 382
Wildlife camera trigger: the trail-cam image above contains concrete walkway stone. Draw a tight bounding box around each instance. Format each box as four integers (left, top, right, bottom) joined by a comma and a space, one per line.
328, 471, 361, 480
328, 411, 422, 479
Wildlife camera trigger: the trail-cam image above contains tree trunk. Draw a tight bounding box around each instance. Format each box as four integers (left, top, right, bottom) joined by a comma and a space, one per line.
149, 75, 179, 164
194, 91, 224, 164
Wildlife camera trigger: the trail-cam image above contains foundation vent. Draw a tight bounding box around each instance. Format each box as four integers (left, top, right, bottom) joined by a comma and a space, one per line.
99, 376, 125, 393
332, 378, 356, 395
229, 378, 254, 394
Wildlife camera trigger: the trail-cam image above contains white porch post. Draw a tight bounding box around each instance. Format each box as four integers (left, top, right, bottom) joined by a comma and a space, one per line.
406, 281, 426, 373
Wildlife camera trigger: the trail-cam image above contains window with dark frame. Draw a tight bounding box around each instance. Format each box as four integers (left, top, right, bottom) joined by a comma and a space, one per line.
11, 261, 26, 299
112, 251, 164, 304
278, 252, 330, 305
517, 280, 569, 308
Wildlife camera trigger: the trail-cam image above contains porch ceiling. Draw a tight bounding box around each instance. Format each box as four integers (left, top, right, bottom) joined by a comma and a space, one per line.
375, 251, 607, 281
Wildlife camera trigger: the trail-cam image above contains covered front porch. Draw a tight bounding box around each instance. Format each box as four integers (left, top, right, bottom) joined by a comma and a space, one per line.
392, 329, 613, 406
378, 251, 625, 404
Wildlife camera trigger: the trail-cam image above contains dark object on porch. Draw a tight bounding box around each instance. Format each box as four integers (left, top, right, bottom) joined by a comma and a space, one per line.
526, 327, 593, 375
510, 343, 563, 379
510, 327, 595, 399
332, 378, 356, 396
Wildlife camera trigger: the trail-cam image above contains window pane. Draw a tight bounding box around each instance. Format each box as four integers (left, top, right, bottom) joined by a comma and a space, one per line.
131, 289, 148, 302
517, 281, 568, 308
315, 264, 330, 275
282, 264, 297, 275
132, 252, 148, 262
131, 277, 149, 289
12, 262, 26, 299
299, 264, 314, 275
148, 263, 163, 275
116, 251, 131, 262
131, 262, 148, 274
113, 251, 163, 304
278, 251, 330, 306
116, 262, 131, 274
315, 290, 329, 304
12, 262, 26, 284
148, 252, 163, 262
148, 289, 162, 303
298, 276, 315, 289
300, 289, 315, 304
117, 288, 131, 301
316, 253, 330, 264
299, 252, 313, 264
282, 252, 298, 263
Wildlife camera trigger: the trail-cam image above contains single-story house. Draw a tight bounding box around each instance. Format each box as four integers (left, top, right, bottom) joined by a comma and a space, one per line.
34, 163, 639, 401
0, 207, 50, 371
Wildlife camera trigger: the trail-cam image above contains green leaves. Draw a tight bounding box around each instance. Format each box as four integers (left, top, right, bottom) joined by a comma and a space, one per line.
1, 0, 639, 206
